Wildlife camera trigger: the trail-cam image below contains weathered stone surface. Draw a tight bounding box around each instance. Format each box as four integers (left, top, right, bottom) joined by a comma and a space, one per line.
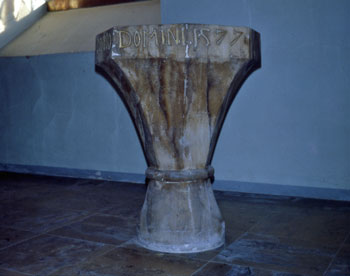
95, 24, 260, 253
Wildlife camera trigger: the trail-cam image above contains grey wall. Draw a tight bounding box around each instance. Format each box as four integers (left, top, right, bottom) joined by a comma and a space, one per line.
161, 0, 350, 190
0, 53, 146, 174
0, 0, 349, 199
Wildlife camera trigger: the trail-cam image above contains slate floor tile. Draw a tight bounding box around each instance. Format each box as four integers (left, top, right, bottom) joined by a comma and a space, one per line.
250, 209, 350, 249
0, 267, 33, 276
33, 182, 146, 212
193, 262, 306, 276
49, 214, 138, 245
0, 173, 73, 188
100, 195, 145, 217
90, 182, 146, 217
29, 189, 114, 212
213, 233, 334, 275
0, 203, 88, 233
0, 227, 37, 250
1, 173, 350, 276
218, 199, 271, 232
217, 197, 276, 246
225, 229, 246, 246
214, 191, 300, 210
77, 181, 147, 202
325, 241, 350, 275
1, 173, 87, 191
100, 203, 142, 219
50, 246, 207, 276
0, 234, 114, 275
0, 177, 73, 205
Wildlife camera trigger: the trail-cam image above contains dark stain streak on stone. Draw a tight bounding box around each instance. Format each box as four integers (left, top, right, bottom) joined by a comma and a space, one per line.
172, 129, 181, 170
184, 59, 192, 116
206, 61, 212, 133
158, 59, 170, 130
147, 59, 156, 95
174, 62, 186, 169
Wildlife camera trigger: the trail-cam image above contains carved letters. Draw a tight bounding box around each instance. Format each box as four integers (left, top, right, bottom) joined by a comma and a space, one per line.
97, 26, 246, 52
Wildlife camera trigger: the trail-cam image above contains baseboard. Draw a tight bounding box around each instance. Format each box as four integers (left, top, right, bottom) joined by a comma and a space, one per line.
0, 163, 146, 183
213, 179, 350, 202
1, 163, 349, 202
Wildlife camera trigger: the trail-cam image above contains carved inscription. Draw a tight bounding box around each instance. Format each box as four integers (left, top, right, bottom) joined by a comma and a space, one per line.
230, 30, 243, 46
97, 26, 246, 52
215, 29, 227, 45
98, 31, 112, 51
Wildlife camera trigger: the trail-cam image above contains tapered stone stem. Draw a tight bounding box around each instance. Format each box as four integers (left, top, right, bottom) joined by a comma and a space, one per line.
95, 24, 261, 253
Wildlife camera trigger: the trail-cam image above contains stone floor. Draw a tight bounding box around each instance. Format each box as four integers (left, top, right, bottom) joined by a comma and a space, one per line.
0, 172, 349, 276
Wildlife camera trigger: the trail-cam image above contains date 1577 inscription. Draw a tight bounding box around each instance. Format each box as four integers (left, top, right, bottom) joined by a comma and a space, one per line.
97, 26, 246, 52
